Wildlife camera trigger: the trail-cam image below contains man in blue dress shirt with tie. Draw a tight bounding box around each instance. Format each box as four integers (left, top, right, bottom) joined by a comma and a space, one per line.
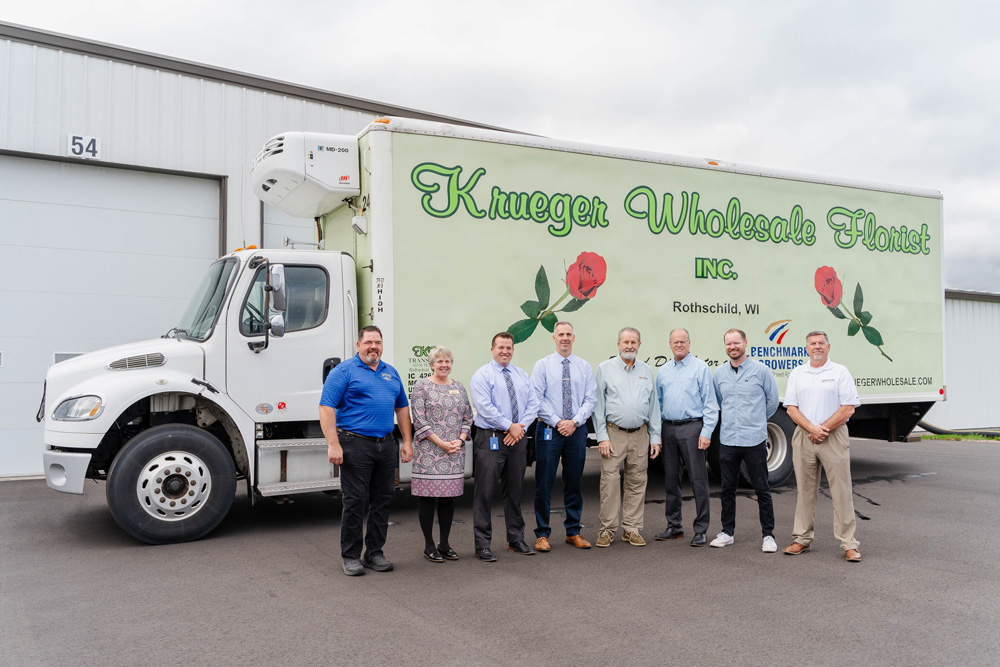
711, 328, 780, 553
470, 332, 540, 562
531, 321, 597, 551
655, 328, 719, 547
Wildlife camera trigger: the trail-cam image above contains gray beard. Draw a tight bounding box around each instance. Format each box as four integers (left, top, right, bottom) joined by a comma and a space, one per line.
621, 351, 637, 361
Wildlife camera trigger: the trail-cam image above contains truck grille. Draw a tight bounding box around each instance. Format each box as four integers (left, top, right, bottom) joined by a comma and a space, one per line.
106, 353, 166, 370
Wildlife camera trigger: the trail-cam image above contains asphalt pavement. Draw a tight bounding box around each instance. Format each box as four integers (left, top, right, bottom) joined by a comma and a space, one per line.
2, 438, 998, 667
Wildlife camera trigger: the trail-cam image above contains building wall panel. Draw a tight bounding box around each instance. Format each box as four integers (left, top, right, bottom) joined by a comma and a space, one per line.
85, 55, 111, 144
925, 295, 1000, 430
0, 34, 430, 252
109, 61, 136, 163
34, 47, 61, 153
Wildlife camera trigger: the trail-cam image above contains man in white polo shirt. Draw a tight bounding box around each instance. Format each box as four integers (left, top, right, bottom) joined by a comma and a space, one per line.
782, 330, 862, 562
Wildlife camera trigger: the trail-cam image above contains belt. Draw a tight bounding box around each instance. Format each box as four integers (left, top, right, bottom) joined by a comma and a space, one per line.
663, 417, 702, 426
608, 422, 644, 434
337, 428, 393, 442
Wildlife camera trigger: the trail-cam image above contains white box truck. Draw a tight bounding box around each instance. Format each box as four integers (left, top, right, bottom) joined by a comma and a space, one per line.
39, 117, 944, 544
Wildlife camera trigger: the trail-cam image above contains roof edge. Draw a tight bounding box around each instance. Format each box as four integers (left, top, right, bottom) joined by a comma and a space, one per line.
0, 20, 513, 132
945, 289, 1000, 303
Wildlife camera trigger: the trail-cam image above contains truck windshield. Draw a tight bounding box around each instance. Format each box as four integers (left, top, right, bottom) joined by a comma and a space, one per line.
175, 258, 238, 341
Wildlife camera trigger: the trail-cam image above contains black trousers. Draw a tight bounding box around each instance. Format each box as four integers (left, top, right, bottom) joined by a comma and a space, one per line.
338, 433, 397, 559
472, 429, 527, 550
662, 419, 710, 534
719, 442, 774, 538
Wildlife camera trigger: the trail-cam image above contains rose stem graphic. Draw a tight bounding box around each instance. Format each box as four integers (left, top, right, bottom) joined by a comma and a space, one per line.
839, 303, 893, 361
538, 289, 572, 320
835, 277, 893, 362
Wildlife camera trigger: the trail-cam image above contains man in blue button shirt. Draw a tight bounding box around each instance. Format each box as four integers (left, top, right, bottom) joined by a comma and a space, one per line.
711, 328, 779, 553
320, 325, 413, 576
531, 321, 597, 551
470, 332, 539, 562
655, 328, 719, 547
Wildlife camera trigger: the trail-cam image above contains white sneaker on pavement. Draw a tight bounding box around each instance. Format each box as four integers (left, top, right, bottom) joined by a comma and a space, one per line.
710, 532, 734, 548
762, 536, 777, 553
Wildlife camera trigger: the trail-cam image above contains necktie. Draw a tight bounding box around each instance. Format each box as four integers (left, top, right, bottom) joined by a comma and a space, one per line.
503, 367, 519, 424
562, 357, 573, 420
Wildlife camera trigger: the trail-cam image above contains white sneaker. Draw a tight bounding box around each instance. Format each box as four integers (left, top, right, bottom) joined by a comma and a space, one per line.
762, 536, 777, 553
710, 532, 734, 548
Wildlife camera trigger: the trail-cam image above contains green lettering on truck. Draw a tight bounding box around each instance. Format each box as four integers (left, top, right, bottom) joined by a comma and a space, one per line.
410, 163, 486, 218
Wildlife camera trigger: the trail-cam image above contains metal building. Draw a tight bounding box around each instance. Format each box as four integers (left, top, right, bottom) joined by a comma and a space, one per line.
924, 290, 1000, 430
0, 22, 498, 476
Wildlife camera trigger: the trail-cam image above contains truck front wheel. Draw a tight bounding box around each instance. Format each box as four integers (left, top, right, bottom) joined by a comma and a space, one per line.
106, 424, 237, 544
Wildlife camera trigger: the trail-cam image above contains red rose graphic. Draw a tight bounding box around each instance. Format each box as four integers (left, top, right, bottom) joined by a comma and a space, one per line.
814, 266, 842, 308
566, 252, 607, 300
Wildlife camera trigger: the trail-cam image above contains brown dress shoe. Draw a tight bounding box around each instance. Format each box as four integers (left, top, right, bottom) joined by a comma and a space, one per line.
535, 537, 551, 552
783, 542, 810, 555
845, 549, 861, 562
565, 534, 592, 549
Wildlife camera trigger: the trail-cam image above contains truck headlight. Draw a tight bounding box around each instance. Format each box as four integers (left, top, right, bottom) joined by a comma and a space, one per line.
52, 395, 105, 421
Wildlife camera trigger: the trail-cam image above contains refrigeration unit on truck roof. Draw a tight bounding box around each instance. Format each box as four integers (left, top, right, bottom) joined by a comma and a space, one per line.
250, 131, 360, 218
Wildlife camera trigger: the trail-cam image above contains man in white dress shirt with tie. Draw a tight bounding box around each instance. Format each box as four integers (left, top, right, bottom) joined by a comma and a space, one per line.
470, 332, 540, 562
531, 321, 597, 551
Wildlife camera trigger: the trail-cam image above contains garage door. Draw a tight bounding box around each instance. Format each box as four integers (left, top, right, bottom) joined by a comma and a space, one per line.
0, 156, 221, 476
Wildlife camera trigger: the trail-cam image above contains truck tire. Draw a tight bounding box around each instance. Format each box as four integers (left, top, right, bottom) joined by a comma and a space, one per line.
106, 424, 237, 545
741, 407, 796, 487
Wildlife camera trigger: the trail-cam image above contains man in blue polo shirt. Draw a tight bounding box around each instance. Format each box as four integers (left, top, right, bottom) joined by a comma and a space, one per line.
320, 325, 413, 576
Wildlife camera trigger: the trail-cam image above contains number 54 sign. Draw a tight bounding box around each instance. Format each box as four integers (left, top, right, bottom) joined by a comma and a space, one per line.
67, 134, 101, 159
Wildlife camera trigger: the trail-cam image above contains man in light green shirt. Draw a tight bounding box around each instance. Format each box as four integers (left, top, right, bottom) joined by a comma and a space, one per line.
593, 327, 662, 547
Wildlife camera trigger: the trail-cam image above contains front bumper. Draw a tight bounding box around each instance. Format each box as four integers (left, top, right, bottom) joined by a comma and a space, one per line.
43, 450, 92, 495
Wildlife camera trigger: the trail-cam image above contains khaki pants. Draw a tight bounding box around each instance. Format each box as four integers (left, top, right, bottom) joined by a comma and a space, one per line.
791, 424, 860, 551
598, 423, 649, 533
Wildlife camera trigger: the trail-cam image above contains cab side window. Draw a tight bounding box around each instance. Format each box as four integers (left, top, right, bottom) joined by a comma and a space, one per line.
240, 265, 329, 336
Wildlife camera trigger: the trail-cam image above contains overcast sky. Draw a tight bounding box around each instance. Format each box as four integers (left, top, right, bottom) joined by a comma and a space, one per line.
5, 1, 998, 291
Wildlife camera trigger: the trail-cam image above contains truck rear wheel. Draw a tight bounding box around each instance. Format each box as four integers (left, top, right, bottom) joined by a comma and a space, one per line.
106, 424, 237, 544
741, 407, 795, 487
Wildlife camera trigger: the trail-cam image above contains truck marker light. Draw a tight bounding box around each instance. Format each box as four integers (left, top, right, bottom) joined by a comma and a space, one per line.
375, 117, 391, 124
708, 160, 719, 165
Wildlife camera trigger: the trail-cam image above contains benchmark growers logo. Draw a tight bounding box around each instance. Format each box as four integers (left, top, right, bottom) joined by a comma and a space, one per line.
765, 319, 792, 345
750, 319, 807, 372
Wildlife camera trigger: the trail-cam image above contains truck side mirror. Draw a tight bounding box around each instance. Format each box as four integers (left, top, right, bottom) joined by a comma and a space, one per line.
268, 264, 287, 312
269, 314, 285, 338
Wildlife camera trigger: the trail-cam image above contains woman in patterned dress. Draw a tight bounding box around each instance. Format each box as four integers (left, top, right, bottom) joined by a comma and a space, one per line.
410, 346, 473, 562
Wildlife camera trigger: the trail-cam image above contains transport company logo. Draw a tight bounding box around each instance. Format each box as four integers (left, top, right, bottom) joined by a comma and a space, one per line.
765, 319, 792, 345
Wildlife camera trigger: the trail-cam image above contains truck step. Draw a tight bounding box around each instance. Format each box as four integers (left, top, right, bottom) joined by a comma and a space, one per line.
255, 438, 327, 449
257, 479, 341, 496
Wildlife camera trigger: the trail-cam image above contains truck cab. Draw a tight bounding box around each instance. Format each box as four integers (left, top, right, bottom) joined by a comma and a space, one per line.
40, 248, 359, 543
